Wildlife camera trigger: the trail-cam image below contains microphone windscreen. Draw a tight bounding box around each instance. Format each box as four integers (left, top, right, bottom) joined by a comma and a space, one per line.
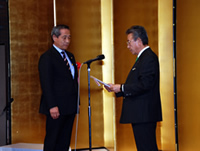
98, 54, 105, 60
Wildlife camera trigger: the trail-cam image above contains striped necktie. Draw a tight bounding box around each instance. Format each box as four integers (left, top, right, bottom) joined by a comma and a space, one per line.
61, 51, 70, 69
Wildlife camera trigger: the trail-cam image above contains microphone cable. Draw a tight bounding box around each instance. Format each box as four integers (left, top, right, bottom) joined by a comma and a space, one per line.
74, 62, 83, 151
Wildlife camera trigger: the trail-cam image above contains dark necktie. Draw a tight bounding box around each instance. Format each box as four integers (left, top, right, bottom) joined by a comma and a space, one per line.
61, 51, 75, 79
61, 51, 70, 70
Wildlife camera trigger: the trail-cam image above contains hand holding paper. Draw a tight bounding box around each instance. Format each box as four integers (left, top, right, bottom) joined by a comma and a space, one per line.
90, 76, 121, 93
104, 84, 112, 92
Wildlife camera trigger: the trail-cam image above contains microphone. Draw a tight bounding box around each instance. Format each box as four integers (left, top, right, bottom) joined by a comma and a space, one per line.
83, 54, 105, 64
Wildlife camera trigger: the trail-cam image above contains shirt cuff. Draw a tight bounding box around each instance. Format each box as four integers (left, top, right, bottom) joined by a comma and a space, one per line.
120, 84, 124, 92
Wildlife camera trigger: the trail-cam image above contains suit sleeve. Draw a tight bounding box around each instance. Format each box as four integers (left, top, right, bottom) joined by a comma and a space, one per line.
39, 53, 57, 109
115, 92, 124, 97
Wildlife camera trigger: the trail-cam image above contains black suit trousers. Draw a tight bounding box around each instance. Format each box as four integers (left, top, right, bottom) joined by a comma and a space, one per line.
132, 122, 158, 151
44, 114, 75, 151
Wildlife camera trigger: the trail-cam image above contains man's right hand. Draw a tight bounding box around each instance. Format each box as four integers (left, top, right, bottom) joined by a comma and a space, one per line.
104, 84, 121, 93
50, 106, 60, 119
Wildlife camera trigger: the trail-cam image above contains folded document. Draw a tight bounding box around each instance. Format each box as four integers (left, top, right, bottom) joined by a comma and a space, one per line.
91, 76, 110, 87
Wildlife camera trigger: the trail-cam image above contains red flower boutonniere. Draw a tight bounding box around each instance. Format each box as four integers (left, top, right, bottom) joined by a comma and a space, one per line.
76, 62, 81, 70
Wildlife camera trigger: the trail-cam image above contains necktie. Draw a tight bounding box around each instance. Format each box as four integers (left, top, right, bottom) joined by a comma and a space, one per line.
135, 57, 139, 62
61, 51, 75, 78
61, 51, 70, 69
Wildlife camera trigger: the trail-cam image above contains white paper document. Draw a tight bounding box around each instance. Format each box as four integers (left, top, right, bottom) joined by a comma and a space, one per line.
91, 76, 110, 87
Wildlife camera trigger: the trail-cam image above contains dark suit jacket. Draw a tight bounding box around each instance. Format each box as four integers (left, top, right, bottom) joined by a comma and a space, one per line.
117, 48, 162, 124
38, 46, 78, 115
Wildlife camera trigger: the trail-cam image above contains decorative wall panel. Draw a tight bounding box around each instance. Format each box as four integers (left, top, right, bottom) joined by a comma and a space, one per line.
10, 0, 54, 143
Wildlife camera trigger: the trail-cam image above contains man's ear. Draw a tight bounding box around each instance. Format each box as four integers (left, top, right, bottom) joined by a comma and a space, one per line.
137, 38, 143, 46
52, 35, 57, 42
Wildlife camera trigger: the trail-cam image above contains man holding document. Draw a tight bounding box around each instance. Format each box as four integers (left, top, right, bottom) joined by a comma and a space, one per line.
104, 25, 162, 151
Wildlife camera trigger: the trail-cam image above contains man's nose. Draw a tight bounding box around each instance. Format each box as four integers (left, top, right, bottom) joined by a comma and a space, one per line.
65, 38, 70, 42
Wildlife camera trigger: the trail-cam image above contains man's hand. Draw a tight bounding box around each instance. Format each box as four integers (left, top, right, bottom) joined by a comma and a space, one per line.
50, 106, 60, 119
104, 84, 121, 93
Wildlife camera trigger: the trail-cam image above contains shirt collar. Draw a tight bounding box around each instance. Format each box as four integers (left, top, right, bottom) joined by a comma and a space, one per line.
53, 44, 64, 54
137, 46, 150, 58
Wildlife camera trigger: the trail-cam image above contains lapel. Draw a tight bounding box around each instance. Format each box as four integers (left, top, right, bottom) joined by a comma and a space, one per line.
126, 48, 151, 82
51, 47, 73, 78
50, 47, 78, 88
66, 51, 74, 66
132, 48, 151, 68
51, 46, 65, 65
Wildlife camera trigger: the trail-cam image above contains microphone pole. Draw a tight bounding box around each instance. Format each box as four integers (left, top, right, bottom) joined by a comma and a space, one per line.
86, 62, 92, 151
84, 54, 105, 151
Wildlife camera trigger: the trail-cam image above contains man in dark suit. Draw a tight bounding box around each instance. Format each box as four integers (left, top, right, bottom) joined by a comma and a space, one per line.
105, 25, 162, 151
38, 25, 79, 151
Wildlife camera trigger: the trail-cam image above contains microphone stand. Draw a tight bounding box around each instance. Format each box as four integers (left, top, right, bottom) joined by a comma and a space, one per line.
86, 62, 92, 151
84, 55, 104, 151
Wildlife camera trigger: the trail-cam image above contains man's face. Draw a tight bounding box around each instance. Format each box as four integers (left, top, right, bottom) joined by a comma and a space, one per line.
53, 28, 71, 50
127, 33, 139, 55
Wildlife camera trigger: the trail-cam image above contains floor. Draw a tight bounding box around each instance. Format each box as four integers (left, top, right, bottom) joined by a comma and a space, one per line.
72, 147, 108, 151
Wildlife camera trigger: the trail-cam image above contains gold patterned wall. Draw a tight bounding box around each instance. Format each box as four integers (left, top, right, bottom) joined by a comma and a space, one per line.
177, 0, 200, 150
9, 0, 53, 143
158, 0, 175, 150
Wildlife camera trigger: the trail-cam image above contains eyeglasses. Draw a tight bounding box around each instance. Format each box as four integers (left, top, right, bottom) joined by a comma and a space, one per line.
127, 39, 134, 45
61, 35, 71, 40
